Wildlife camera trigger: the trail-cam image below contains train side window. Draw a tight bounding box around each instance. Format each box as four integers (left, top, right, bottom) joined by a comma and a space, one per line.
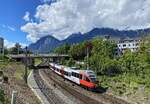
72, 72, 79, 78
74, 73, 77, 77
76, 73, 79, 78
66, 72, 68, 76
57, 68, 59, 72
72, 72, 75, 77
74, 73, 79, 78
68, 73, 71, 76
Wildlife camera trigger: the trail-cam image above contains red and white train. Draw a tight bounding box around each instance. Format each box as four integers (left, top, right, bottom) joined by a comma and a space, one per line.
49, 63, 98, 90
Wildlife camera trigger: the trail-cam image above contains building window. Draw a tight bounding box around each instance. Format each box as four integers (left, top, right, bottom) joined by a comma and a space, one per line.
128, 44, 130, 47
123, 44, 126, 47
136, 43, 139, 46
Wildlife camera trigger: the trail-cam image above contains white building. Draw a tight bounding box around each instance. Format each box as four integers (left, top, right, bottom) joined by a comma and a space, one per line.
116, 39, 141, 55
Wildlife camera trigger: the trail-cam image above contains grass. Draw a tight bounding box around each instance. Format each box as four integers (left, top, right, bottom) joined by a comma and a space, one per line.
15, 66, 24, 80
0, 55, 11, 69
98, 73, 150, 96
0, 61, 10, 69
14, 63, 32, 80
0, 59, 31, 81
34, 58, 42, 66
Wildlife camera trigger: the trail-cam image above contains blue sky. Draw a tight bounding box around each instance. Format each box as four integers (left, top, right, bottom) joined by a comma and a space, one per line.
0, 0, 42, 47
1, 0, 150, 48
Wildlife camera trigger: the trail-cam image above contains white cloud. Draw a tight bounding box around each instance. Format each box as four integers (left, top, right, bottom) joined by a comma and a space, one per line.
23, 12, 30, 22
4, 40, 15, 48
21, 0, 150, 42
40, 0, 57, 3
1, 25, 16, 31
4, 40, 26, 48
7, 26, 16, 31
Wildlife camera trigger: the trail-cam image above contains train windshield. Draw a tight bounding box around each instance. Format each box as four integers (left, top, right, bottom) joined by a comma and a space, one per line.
89, 75, 95, 78
86, 70, 97, 82
90, 78, 97, 82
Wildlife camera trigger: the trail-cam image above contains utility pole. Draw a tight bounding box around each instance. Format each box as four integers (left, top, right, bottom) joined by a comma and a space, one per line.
24, 46, 28, 84
17, 47, 19, 55
86, 46, 89, 70
86, 42, 92, 70
3, 47, 4, 60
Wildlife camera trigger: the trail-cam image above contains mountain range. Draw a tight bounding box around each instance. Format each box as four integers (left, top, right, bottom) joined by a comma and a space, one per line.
28, 27, 150, 53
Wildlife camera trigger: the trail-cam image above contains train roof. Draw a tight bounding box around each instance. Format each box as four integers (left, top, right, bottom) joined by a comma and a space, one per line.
50, 63, 96, 75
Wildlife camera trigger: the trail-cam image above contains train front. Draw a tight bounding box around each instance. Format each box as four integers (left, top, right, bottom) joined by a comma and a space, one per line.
85, 70, 99, 91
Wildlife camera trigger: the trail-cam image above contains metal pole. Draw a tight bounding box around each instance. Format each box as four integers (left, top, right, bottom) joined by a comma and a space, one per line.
11, 90, 17, 104
87, 46, 89, 70
17, 47, 19, 55
25, 46, 28, 84
3, 47, 4, 60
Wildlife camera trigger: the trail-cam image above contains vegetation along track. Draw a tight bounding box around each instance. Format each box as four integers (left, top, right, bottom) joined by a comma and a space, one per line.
33, 69, 64, 104
41, 68, 103, 104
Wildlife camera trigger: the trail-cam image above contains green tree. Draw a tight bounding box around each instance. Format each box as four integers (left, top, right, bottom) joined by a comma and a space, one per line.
69, 43, 87, 60
91, 38, 116, 58
4, 48, 9, 55
118, 50, 136, 72
9, 43, 24, 54
135, 36, 150, 77
89, 38, 118, 75
54, 44, 70, 54
89, 54, 120, 75
66, 58, 75, 67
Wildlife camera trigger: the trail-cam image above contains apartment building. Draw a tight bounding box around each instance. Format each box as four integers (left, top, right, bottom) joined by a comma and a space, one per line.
116, 39, 141, 55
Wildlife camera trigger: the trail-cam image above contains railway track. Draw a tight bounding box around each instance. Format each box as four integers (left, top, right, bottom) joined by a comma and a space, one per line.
41, 68, 103, 104
36, 62, 129, 104
41, 68, 129, 104
33, 69, 64, 104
